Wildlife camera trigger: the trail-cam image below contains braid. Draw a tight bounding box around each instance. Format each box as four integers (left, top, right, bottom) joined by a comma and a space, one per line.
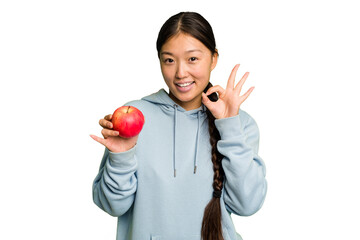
208, 112, 225, 192
201, 82, 225, 240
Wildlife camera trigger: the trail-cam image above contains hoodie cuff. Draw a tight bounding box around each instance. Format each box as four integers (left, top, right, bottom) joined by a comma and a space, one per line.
214, 114, 244, 139
108, 145, 137, 168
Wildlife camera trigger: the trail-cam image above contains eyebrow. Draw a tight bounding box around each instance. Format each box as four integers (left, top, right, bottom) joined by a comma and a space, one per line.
160, 49, 203, 56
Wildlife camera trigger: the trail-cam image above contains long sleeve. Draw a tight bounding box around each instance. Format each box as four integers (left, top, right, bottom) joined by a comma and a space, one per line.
92, 146, 138, 217
214, 112, 267, 216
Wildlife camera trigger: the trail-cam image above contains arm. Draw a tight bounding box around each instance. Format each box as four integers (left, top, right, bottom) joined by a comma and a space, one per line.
215, 112, 267, 216
92, 146, 138, 217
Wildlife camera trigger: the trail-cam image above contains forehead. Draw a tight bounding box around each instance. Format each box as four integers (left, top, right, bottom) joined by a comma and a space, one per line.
160, 33, 210, 55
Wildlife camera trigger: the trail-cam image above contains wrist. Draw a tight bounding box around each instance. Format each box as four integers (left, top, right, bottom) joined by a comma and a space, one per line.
109, 143, 136, 153
217, 113, 238, 119
214, 114, 243, 139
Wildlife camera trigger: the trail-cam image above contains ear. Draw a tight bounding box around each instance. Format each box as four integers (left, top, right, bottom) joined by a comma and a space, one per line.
210, 49, 218, 71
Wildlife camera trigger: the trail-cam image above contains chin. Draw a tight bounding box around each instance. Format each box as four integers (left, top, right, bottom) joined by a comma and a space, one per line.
174, 92, 194, 102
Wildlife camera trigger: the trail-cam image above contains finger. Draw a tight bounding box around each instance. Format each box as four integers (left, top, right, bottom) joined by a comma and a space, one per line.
239, 86, 255, 104
99, 118, 113, 129
90, 134, 107, 146
226, 64, 240, 90
234, 72, 250, 95
104, 114, 112, 121
101, 128, 119, 138
201, 92, 215, 110
206, 85, 225, 97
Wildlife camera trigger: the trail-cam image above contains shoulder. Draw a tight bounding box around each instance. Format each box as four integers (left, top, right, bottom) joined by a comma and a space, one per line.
122, 89, 167, 120
124, 99, 152, 110
123, 99, 157, 116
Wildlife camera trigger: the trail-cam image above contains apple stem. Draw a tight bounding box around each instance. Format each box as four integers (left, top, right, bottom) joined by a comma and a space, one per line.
126, 106, 130, 113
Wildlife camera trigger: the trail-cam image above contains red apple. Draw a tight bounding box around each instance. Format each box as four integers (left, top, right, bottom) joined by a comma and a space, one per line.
112, 106, 145, 138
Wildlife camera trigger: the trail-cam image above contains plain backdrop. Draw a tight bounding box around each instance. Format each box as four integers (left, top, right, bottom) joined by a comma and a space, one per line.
1, 0, 359, 239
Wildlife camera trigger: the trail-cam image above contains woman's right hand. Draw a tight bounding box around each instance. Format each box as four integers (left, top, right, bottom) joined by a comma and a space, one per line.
90, 114, 138, 153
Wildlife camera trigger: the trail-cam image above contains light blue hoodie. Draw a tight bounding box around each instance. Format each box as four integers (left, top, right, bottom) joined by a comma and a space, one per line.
92, 88, 267, 240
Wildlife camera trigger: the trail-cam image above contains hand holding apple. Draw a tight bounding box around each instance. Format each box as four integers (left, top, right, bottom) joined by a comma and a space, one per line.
90, 106, 145, 153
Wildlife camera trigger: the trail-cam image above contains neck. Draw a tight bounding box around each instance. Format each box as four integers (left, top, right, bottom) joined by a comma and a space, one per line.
168, 91, 202, 111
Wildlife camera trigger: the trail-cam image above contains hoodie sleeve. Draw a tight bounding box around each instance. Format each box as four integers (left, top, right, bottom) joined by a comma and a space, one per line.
214, 112, 267, 216
92, 146, 138, 217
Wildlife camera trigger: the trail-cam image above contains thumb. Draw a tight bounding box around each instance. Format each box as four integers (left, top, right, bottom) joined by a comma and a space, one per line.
90, 134, 106, 147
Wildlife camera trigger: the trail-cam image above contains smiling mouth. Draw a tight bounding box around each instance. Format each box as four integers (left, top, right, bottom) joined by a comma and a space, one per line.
175, 81, 194, 87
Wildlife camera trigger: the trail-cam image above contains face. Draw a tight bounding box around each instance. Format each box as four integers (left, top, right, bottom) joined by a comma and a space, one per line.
159, 33, 218, 111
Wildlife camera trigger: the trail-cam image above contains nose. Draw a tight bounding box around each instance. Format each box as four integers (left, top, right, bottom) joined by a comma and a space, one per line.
175, 62, 188, 79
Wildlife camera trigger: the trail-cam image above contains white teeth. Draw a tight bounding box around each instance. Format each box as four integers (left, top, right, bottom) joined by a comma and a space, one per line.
177, 82, 193, 87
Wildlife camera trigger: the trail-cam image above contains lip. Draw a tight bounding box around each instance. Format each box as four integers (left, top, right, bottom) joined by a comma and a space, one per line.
174, 81, 195, 93
175, 81, 194, 85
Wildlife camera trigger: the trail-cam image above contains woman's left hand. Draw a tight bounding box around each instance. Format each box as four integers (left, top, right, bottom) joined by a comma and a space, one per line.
202, 64, 254, 119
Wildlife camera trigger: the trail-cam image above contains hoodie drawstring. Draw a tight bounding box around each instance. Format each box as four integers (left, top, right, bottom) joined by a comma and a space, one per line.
173, 104, 178, 178
173, 104, 203, 177
194, 111, 201, 174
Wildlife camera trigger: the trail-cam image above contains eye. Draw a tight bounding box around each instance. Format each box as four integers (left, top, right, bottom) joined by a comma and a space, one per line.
164, 58, 174, 63
189, 57, 198, 62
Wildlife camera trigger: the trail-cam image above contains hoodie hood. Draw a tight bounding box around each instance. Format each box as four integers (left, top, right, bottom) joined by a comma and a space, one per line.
141, 88, 208, 177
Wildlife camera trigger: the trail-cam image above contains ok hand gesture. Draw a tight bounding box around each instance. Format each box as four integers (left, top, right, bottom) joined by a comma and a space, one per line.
202, 64, 254, 119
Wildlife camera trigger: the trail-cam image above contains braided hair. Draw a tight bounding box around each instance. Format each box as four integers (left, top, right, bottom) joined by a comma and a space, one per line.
202, 82, 225, 240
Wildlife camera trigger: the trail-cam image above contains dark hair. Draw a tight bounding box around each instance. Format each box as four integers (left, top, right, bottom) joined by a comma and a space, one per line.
156, 12, 225, 240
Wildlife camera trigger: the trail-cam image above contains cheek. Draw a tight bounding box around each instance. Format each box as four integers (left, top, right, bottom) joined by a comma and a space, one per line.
160, 65, 170, 78
161, 67, 174, 84
191, 64, 211, 80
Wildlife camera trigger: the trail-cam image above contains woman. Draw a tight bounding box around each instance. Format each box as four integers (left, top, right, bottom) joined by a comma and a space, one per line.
91, 11, 267, 240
